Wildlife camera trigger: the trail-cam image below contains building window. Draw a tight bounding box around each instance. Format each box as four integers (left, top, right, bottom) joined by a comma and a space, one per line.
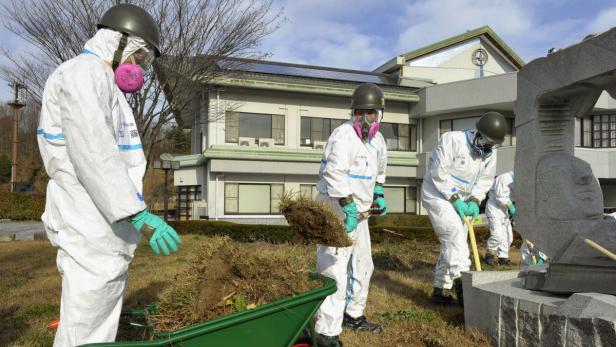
225, 112, 285, 145
406, 186, 417, 214
299, 184, 318, 200
300, 117, 345, 146
379, 123, 417, 151
224, 183, 284, 214
504, 118, 516, 146
380, 186, 417, 214
439, 119, 452, 137
592, 114, 616, 148
177, 185, 201, 220
580, 117, 592, 147
384, 187, 405, 213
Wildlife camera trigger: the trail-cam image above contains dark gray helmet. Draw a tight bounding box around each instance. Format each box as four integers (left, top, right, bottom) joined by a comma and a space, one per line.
351, 83, 385, 110
98, 4, 161, 57
476, 111, 507, 144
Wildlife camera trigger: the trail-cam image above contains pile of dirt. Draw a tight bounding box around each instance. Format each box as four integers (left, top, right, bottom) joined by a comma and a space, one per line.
279, 192, 352, 247
151, 236, 322, 332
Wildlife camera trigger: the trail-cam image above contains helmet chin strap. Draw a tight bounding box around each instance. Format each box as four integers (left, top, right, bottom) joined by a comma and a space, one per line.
112, 33, 129, 71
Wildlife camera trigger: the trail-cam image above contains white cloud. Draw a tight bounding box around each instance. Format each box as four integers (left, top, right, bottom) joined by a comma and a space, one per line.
261, 0, 558, 71
586, 7, 616, 34
260, 0, 394, 70
395, 0, 533, 54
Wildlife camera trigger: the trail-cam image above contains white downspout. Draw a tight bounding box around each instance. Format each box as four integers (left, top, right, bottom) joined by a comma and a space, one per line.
215, 174, 219, 221
216, 89, 220, 146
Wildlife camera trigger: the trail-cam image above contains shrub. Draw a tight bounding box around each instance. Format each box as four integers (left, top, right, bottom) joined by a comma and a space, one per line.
172, 216, 523, 247
172, 220, 438, 245
169, 220, 295, 244
0, 192, 45, 221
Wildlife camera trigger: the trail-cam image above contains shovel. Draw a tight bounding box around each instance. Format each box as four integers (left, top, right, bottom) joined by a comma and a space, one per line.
464, 217, 482, 271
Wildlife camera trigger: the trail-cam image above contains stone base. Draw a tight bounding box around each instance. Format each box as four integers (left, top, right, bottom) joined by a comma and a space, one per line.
463, 270, 616, 346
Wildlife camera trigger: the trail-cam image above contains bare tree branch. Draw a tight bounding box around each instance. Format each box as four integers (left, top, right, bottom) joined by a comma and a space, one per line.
0, 0, 283, 165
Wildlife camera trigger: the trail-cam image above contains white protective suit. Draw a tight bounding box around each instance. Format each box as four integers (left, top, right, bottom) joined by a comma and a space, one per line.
422, 130, 496, 289
314, 120, 387, 337
485, 171, 514, 259
38, 29, 149, 346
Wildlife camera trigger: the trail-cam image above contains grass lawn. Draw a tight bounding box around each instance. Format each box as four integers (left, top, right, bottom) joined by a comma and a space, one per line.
0, 232, 519, 347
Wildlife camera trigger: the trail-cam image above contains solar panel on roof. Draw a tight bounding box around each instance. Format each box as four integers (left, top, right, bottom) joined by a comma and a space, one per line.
219, 60, 398, 85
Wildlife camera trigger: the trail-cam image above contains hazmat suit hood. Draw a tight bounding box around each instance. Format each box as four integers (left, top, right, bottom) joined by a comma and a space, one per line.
84, 28, 147, 65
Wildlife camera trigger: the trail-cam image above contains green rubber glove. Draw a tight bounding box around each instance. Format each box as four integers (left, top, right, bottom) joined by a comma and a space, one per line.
451, 199, 467, 220
131, 210, 182, 256
341, 202, 359, 233
371, 185, 388, 216
507, 203, 516, 217
466, 201, 480, 219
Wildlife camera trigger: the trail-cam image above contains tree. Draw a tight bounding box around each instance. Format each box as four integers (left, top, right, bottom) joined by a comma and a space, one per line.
0, 0, 282, 164
0, 154, 11, 183
164, 126, 191, 154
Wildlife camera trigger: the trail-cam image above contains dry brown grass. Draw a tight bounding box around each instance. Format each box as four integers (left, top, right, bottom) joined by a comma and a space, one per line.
0, 232, 520, 346
151, 236, 322, 332
279, 192, 352, 247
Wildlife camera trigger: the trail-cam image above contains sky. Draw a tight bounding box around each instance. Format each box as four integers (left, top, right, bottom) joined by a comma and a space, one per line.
2, 0, 616, 102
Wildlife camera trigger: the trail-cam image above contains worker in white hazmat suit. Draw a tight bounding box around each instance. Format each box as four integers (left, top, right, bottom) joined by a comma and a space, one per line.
422, 112, 506, 306
484, 171, 515, 266
314, 83, 388, 347
37, 4, 181, 346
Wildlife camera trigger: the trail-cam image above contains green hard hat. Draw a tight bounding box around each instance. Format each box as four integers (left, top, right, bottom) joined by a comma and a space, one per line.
97, 4, 161, 57
476, 111, 507, 144
351, 83, 385, 110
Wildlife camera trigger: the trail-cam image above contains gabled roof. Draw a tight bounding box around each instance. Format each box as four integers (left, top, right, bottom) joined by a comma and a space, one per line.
374, 26, 524, 73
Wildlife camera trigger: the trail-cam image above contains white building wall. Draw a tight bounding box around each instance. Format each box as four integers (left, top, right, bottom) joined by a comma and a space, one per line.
207, 89, 414, 150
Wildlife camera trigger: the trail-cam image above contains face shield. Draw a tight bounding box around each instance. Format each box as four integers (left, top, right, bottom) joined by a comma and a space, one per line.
131, 45, 155, 70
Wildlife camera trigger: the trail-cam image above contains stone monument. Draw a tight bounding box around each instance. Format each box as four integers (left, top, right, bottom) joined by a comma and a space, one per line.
515, 27, 616, 292
464, 27, 616, 346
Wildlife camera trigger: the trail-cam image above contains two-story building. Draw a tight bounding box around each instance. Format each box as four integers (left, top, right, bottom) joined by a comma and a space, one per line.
168, 26, 616, 222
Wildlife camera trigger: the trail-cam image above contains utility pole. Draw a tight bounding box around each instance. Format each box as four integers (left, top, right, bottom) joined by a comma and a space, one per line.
153, 157, 180, 221
8, 81, 26, 192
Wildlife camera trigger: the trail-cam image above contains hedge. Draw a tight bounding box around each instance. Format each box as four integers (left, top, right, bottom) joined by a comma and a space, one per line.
0, 192, 45, 221
169, 220, 296, 244
368, 214, 432, 228
0, 196, 522, 248
171, 219, 522, 247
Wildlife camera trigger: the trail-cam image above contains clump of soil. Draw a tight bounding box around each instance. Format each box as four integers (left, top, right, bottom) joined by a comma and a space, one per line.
151, 236, 322, 332
279, 192, 352, 247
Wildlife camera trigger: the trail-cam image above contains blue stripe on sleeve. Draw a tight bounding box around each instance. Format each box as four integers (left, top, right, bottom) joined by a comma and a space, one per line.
348, 173, 372, 180
37, 129, 65, 140
118, 144, 143, 151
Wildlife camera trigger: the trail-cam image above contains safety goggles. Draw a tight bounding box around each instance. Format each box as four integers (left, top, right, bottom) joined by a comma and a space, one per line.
132, 46, 156, 70
353, 109, 380, 124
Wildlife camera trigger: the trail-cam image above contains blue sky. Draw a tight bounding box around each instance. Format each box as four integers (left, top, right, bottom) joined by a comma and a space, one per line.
2, 0, 616, 102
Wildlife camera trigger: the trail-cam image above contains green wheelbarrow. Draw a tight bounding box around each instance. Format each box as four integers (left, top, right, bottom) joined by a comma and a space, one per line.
80, 277, 335, 347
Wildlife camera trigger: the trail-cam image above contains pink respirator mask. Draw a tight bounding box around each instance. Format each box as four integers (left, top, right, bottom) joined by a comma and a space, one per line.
114, 63, 144, 93
114, 47, 154, 93
352, 110, 382, 140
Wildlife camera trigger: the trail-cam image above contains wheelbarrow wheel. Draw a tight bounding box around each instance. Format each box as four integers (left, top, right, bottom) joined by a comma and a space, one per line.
293, 327, 313, 345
